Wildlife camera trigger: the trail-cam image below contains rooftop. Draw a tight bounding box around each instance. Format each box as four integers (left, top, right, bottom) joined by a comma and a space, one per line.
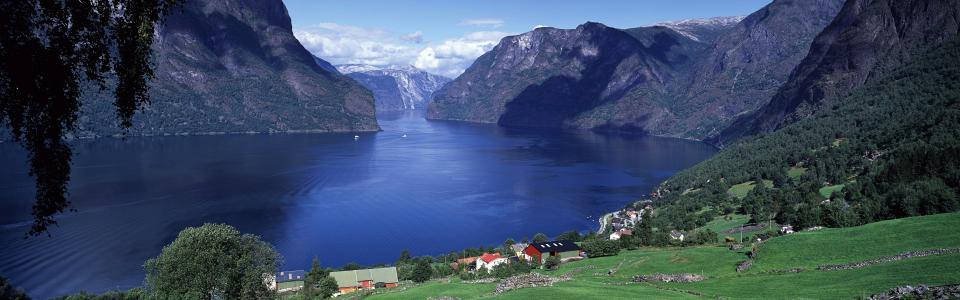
529, 240, 582, 253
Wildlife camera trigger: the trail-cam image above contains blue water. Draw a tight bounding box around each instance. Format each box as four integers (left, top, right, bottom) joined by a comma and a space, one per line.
0, 112, 715, 298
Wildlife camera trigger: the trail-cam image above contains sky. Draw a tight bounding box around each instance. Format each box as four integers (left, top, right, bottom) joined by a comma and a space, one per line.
284, 0, 772, 78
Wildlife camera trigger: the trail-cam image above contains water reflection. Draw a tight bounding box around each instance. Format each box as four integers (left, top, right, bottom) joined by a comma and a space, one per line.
0, 113, 714, 298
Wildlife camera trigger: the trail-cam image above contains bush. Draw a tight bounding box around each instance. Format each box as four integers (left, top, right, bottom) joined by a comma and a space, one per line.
583, 240, 620, 257
543, 256, 561, 270
410, 261, 433, 283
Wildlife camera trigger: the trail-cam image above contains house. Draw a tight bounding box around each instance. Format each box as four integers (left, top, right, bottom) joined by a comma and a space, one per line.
330, 267, 399, 295
523, 240, 583, 264
476, 252, 509, 272
609, 228, 633, 240
273, 270, 306, 292
780, 225, 795, 234
670, 230, 685, 241
625, 210, 639, 222
450, 256, 480, 271
510, 243, 529, 258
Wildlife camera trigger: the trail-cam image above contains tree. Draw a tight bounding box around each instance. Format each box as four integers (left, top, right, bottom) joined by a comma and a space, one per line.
0, 0, 183, 236
143, 223, 279, 300
582, 240, 620, 257
410, 260, 433, 283
304, 257, 335, 298
0, 275, 30, 300
316, 277, 339, 299
543, 256, 561, 270
556, 230, 582, 242
397, 249, 412, 264
341, 263, 362, 271
532, 233, 549, 243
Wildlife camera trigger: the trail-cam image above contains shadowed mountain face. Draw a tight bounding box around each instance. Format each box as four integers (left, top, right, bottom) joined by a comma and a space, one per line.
336, 65, 451, 112
428, 0, 844, 139
713, 0, 960, 146
74, 0, 378, 137
678, 0, 845, 138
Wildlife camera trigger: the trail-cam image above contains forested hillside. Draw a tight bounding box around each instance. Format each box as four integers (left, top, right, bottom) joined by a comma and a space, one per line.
650, 37, 960, 231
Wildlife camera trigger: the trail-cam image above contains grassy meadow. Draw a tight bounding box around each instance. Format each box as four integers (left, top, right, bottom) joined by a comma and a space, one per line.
365, 213, 960, 299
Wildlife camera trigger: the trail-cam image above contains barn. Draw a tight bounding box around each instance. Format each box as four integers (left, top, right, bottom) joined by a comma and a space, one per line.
523, 240, 583, 264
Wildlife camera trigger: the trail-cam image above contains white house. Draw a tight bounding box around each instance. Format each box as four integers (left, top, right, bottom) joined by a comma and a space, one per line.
780, 225, 795, 234
609, 228, 633, 240
476, 252, 509, 272
670, 230, 685, 241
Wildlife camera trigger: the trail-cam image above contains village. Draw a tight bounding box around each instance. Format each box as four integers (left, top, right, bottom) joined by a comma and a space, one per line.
267, 239, 589, 297
263, 201, 791, 298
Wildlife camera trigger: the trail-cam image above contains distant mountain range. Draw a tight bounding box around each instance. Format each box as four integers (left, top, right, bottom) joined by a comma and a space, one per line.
427, 0, 845, 140
336, 64, 451, 112
73, 0, 378, 138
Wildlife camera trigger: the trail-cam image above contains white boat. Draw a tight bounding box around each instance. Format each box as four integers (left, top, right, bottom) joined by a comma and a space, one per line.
353, 135, 359, 140
401, 134, 407, 138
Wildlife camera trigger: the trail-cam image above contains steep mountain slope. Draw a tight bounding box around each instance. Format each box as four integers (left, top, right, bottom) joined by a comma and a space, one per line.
313, 55, 340, 74
75, 0, 378, 137
336, 64, 450, 112
677, 0, 844, 138
653, 36, 960, 232
426, 22, 702, 132
428, 0, 843, 138
714, 0, 960, 146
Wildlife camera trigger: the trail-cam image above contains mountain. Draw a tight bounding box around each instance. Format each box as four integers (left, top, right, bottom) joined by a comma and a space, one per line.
675, 0, 845, 138
652, 35, 960, 233
427, 0, 843, 138
713, 0, 960, 146
74, 0, 378, 137
427, 22, 693, 132
313, 55, 340, 74
336, 64, 451, 112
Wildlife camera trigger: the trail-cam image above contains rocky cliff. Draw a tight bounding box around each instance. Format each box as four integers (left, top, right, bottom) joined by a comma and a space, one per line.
427, 0, 844, 139
75, 0, 378, 137
713, 0, 960, 146
337, 64, 450, 112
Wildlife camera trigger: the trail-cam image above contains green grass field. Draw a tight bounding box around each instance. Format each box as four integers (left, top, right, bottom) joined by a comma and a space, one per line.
365, 213, 960, 299
819, 184, 846, 198
787, 166, 807, 180
727, 180, 774, 199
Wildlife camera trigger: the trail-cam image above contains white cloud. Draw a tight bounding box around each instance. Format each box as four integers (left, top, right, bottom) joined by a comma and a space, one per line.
414, 31, 512, 78
294, 22, 513, 78
294, 23, 418, 66
458, 18, 505, 28
402, 31, 424, 44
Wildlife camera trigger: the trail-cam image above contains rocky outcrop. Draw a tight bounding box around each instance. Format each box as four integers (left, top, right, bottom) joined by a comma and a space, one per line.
632, 273, 706, 283
817, 248, 960, 271
76, 0, 378, 137
714, 0, 960, 146
337, 64, 450, 112
493, 273, 570, 295
867, 284, 960, 300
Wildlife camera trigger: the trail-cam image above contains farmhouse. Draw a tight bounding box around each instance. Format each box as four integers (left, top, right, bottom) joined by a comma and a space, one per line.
523, 240, 583, 264
273, 270, 305, 292
476, 252, 509, 272
670, 230, 685, 241
330, 267, 399, 295
609, 228, 633, 240
450, 255, 480, 271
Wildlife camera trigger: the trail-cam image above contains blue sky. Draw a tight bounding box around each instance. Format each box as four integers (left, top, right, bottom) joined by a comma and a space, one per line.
284, 0, 771, 77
